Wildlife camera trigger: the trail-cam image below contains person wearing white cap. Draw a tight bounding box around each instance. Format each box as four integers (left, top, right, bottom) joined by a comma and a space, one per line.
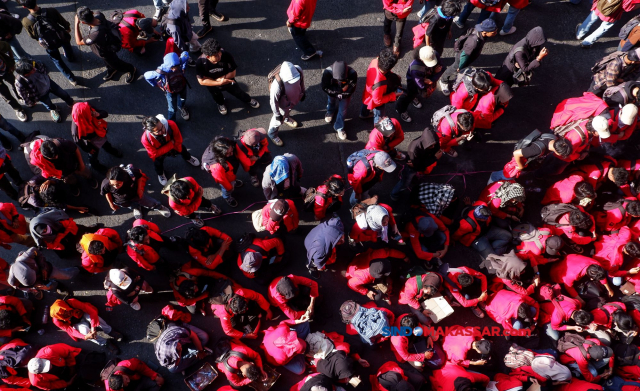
104, 268, 153, 311
395, 46, 442, 123
28, 343, 81, 390
268, 62, 306, 147
612, 103, 639, 142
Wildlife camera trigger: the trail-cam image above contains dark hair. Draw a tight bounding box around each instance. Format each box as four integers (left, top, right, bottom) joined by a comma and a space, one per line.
586, 264, 606, 281
614, 311, 636, 331
186, 227, 210, 250
471, 71, 492, 93
108, 375, 124, 390
0, 310, 12, 329
325, 176, 345, 197
87, 240, 105, 255
574, 181, 595, 200
142, 116, 159, 132
400, 314, 419, 330
553, 138, 572, 158
573, 309, 593, 326
201, 38, 222, 57
77, 6, 94, 24
457, 273, 474, 287
40, 182, 61, 204
476, 206, 491, 218
14, 61, 33, 76
244, 363, 261, 381
456, 112, 475, 132
625, 241, 640, 258
170, 180, 191, 200
441, 0, 462, 16
210, 136, 235, 169
177, 280, 197, 299
128, 226, 148, 243
40, 140, 58, 160
627, 49, 640, 62
568, 210, 592, 229
517, 303, 531, 322
228, 295, 248, 314
377, 48, 397, 73
17, 0, 37, 9
626, 200, 640, 217
611, 167, 629, 186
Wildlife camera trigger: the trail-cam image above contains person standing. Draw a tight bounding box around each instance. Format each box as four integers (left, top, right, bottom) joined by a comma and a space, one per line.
145, 52, 191, 122
74, 6, 136, 83
422, 0, 461, 55
268, 61, 305, 147
0, 8, 31, 61
360, 48, 401, 125
195, 39, 259, 118
321, 61, 357, 140
0, 42, 27, 122
18, 0, 78, 86
576, 0, 628, 48
162, 0, 200, 65
286, 0, 322, 60
196, 0, 228, 38
14, 61, 74, 123
383, 0, 413, 57
0, 148, 24, 200
164, 176, 221, 227
396, 46, 442, 122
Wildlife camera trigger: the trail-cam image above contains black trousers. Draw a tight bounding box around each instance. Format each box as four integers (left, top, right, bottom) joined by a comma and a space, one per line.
101, 51, 135, 74
198, 0, 220, 26
383, 10, 407, 48
206, 83, 251, 105
0, 159, 22, 199
396, 78, 420, 114
0, 73, 21, 111
247, 152, 272, 177
441, 52, 462, 88
153, 148, 192, 175
289, 26, 316, 56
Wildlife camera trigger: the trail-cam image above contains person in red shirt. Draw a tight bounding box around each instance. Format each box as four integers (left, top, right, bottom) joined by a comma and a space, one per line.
211, 286, 272, 339
450, 70, 499, 112
345, 248, 406, 304
541, 294, 592, 341
125, 219, 172, 271
0, 296, 32, 343
165, 176, 221, 227
442, 330, 492, 368
451, 202, 491, 246
216, 339, 267, 388
360, 48, 401, 124
28, 343, 80, 391
593, 227, 640, 286
349, 203, 403, 244
390, 313, 444, 371
541, 174, 596, 207
365, 117, 406, 159
544, 204, 597, 247
473, 82, 513, 129
0, 202, 34, 250
234, 128, 272, 187
236, 235, 284, 282
309, 174, 345, 221
268, 274, 318, 322
140, 114, 201, 186
258, 199, 299, 235
286, 0, 321, 60
429, 362, 490, 391
594, 198, 640, 233
398, 272, 443, 325
433, 108, 475, 157
383, 0, 413, 57
404, 210, 450, 265
118, 11, 159, 54
348, 151, 397, 205
105, 357, 164, 391
78, 228, 122, 274
0, 338, 33, 388
478, 180, 525, 222
185, 226, 232, 270
170, 260, 235, 314
549, 254, 612, 308
559, 337, 614, 383
202, 136, 244, 208
260, 320, 308, 374
444, 265, 487, 318
483, 289, 539, 334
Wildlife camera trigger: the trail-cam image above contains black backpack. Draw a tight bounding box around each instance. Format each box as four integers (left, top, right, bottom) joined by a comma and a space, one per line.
236, 232, 256, 253
207, 278, 235, 305
540, 203, 581, 227
97, 14, 122, 53
146, 316, 167, 342
27, 10, 67, 50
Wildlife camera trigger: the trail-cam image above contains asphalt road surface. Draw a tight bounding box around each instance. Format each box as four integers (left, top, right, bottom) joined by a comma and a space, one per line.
1, 0, 638, 389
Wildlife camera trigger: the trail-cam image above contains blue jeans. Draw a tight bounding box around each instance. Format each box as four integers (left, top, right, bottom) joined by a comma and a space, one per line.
349, 189, 370, 207
8, 37, 31, 61
360, 104, 385, 125
153, 0, 163, 6
46, 40, 76, 82
576, 11, 616, 46
39, 81, 73, 111
567, 358, 608, 378
458, 3, 494, 24
327, 96, 350, 132
500, 6, 521, 33
420, 229, 447, 253
417, 0, 436, 19
471, 226, 512, 259
166, 89, 187, 121
512, 307, 536, 330
488, 170, 512, 184
544, 323, 560, 341
283, 354, 306, 374
220, 181, 236, 200
391, 164, 417, 199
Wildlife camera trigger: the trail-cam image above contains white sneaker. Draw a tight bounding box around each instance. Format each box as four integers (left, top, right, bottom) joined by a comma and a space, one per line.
453, 16, 464, 28
188, 156, 200, 167
153, 7, 162, 20
130, 302, 141, 311
500, 26, 517, 36
133, 208, 142, 220
412, 98, 423, 109
157, 205, 171, 218
337, 129, 347, 140
158, 174, 168, 186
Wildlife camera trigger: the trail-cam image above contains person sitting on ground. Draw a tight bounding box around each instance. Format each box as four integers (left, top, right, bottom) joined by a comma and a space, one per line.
267, 274, 319, 322
103, 268, 152, 311
540, 289, 592, 341
452, 202, 511, 260
170, 260, 235, 315
0, 202, 34, 250
478, 180, 525, 223
483, 289, 539, 335
78, 227, 122, 274
364, 117, 406, 160
473, 82, 513, 129
590, 302, 636, 345
18, 175, 88, 214
8, 247, 77, 300
216, 338, 267, 388
125, 219, 172, 271
348, 150, 397, 204
260, 320, 309, 375
345, 248, 407, 305
594, 198, 640, 234
102, 164, 171, 220
164, 176, 221, 228
305, 216, 344, 279
390, 313, 445, 371
257, 199, 298, 236
0, 295, 32, 341
544, 204, 596, 247
211, 286, 273, 339
105, 357, 164, 391
340, 300, 394, 346
542, 175, 596, 207
450, 69, 500, 112
235, 128, 272, 188
0, 338, 33, 388
482, 250, 538, 296
262, 153, 304, 201
442, 331, 492, 368
558, 336, 614, 383
372, 361, 423, 391
118, 10, 159, 55
603, 80, 640, 107
154, 321, 209, 373
499, 133, 572, 182
350, 202, 403, 245
403, 209, 449, 268
589, 49, 640, 96
309, 174, 345, 221
549, 255, 612, 309
593, 227, 640, 286
201, 136, 243, 208
434, 107, 475, 158
185, 225, 232, 270
28, 343, 80, 391
70, 102, 122, 174
399, 271, 444, 325
236, 233, 284, 282
444, 265, 488, 318
28, 208, 82, 257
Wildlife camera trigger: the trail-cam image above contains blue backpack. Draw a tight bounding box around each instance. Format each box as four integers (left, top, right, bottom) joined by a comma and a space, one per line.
604, 376, 640, 391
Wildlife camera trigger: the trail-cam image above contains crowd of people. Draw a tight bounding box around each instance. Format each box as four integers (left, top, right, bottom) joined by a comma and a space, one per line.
1, 0, 640, 390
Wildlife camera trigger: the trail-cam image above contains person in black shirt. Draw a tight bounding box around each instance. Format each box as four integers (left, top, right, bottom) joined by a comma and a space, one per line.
423, 0, 461, 56
321, 61, 357, 141
74, 6, 136, 83
38, 138, 98, 196
195, 38, 259, 116
101, 165, 171, 220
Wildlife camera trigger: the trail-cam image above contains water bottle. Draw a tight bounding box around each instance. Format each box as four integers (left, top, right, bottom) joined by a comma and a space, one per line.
42, 305, 49, 325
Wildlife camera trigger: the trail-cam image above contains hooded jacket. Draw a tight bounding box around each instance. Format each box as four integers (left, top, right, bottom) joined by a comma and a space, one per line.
140, 114, 184, 160
79, 228, 122, 274
167, 177, 202, 217
144, 52, 189, 91
407, 127, 441, 174
270, 62, 305, 117
268, 275, 319, 320
548, 255, 607, 298
28, 208, 77, 251
260, 321, 306, 366
305, 217, 344, 270
104, 358, 159, 391
163, 0, 193, 51
187, 226, 231, 270
29, 344, 80, 391
346, 248, 405, 296
484, 289, 539, 332
7, 247, 51, 289
473, 82, 512, 129
235, 129, 269, 172
503, 26, 546, 73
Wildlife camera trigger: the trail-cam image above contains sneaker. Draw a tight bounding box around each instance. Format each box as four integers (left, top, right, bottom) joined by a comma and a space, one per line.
218, 104, 228, 115
69, 78, 79, 87
180, 107, 190, 120
393, 46, 400, 58
283, 117, 298, 128
192, 218, 204, 228
207, 204, 222, 215
225, 197, 238, 207
157, 205, 171, 217
453, 16, 464, 28
337, 129, 347, 140
575, 23, 581, 40
102, 69, 117, 81
308, 268, 320, 280
88, 178, 99, 189
124, 67, 136, 84
412, 98, 422, 108
472, 306, 485, 318
153, 6, 163, 20
439, 79, 450, 95
250, 176, 260, 187
15, 109, 27, 122
133, 208, 143, 220
235, 179, 244, 188
400, 112, 412, 123
359, 111, 374, 119
158, 173, 168, 186
211, 10, 228, 22
325, 112, 334, 123
130, 302, 141, 311
301, 50, 323, 61
109, 331, 124, 342
249, 99, 260, 108
196, 25, 213, 38
50, 109, 62, 123
499, 26, 516, 36
188, 156, 200, 167
271, 136, 284, 147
